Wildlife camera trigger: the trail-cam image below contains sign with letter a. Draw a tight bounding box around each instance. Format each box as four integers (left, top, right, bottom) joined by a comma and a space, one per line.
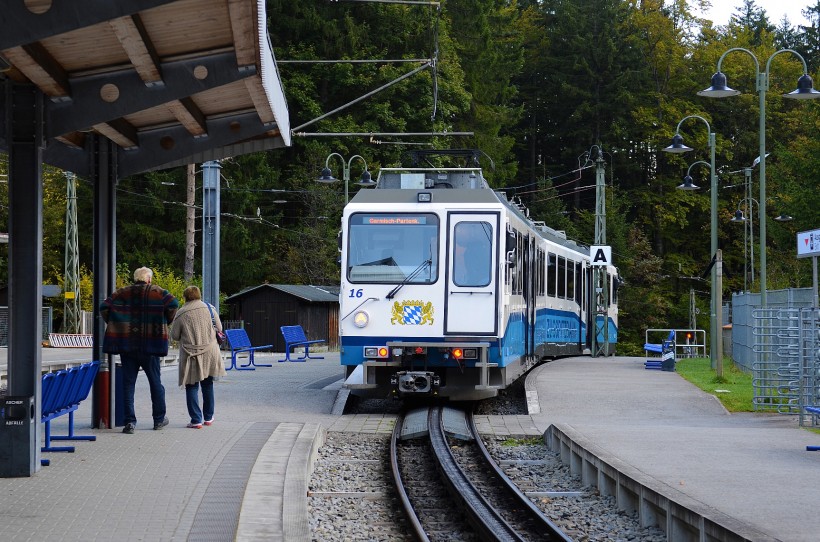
590, 245, 611, 266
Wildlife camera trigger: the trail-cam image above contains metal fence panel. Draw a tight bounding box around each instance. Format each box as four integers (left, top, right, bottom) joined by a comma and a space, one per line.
0, 306, 53, 346
750, 306, 820, 422
731, 288, 814, 372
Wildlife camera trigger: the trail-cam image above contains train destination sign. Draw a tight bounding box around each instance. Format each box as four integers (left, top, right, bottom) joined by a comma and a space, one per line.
357, 215, 428, 225
797, 228, 820, 258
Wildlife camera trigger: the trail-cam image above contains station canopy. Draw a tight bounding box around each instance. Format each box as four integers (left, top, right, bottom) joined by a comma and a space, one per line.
0, 0, 291, 177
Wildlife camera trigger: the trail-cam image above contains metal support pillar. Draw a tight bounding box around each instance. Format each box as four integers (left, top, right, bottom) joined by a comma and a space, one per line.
202, 161, 221, 311
63, 172, 80, 333
4, 81, 44, 476
91, 136, 117, 429
592, 148, 609, 357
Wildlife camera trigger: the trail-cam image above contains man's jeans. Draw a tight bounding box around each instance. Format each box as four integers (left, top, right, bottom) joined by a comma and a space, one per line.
120, 353, 166, 426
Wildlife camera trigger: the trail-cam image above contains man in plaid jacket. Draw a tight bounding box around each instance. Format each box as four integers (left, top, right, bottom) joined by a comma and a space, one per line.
101, 267, 179, 434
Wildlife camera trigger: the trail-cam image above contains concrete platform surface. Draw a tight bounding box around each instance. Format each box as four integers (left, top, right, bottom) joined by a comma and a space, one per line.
521, 356, 820, 542
0, 352, 818, 541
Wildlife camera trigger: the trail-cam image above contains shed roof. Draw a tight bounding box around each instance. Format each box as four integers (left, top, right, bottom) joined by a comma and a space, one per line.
0, 0, 290, 177
226, 284, 339, 304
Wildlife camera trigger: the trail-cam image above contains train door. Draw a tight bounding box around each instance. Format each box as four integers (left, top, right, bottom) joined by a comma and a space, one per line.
577, 261, 585, 350
445, 213, 499, 335
524, 235, 536, 358
585, 265, 594, 349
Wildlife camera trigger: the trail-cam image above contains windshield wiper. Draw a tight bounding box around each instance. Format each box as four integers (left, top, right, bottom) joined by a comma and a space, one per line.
386, 258, 432, 299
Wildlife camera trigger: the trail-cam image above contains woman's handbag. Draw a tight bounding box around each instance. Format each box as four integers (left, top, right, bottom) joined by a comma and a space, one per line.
206, 303, 226, 346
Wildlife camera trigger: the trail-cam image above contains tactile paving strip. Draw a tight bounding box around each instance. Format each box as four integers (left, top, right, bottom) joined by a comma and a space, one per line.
186, 422, 278, 541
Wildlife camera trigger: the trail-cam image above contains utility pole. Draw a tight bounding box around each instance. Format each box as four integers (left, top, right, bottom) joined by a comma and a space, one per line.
62, 171, 80, 334
591, 146, 609, 357
202, 161, 221, 311
184, 163, 195, 282
689, 288, 697, 332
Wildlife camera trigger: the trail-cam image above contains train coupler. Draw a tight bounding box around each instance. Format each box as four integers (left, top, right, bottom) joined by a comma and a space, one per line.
390, 371, 440, 395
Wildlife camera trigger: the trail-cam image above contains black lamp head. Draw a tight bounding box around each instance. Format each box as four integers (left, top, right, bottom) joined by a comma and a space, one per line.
316, 167, 337, 183
677, 175, 700, 191
784, 73, 820, 100
698, 71, 741, 98
356, 170, 377, 187
663, 133, 694, 154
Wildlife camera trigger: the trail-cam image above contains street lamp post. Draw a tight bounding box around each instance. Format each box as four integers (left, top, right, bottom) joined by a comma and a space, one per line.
698, 48, 820, 307
663, 116, 721, 373
730, 197, 758, 292
316, 153, 376, 204
730, 195, 793, 291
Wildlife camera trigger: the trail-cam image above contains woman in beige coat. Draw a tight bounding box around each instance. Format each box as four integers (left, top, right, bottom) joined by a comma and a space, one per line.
170, 286, 227, 428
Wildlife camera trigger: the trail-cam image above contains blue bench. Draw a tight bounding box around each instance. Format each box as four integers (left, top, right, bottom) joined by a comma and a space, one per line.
279, 325, 325, 362
40, 360, 100, 465
644, 330, 675, 371
224, 328, 273, 371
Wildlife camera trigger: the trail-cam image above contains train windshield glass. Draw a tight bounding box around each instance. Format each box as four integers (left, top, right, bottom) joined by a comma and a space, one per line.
347, 213, 439, 283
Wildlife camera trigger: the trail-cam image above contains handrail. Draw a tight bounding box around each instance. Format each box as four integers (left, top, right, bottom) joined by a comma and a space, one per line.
645, 328, 707, 359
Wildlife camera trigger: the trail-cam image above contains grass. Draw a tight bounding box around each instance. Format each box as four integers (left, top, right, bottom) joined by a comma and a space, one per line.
499, 436, 541, 446
675, 357, 754, 412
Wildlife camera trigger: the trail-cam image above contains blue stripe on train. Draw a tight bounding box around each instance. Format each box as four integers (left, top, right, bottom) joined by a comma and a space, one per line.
340, 307, 616, 368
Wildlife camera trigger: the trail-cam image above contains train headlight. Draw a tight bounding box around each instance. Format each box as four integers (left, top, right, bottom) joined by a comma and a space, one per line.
353, 311, 370, 328
364, 346, 389, 359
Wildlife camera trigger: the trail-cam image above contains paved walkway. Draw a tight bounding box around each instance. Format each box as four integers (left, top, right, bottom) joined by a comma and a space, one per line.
0, 352, 818, 541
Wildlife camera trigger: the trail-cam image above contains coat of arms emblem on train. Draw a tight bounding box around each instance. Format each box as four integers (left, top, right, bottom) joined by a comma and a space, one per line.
391, 300, 434, 325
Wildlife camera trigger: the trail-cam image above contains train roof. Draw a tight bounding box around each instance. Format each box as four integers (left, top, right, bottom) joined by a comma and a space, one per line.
352, 150, 592, 257
348, 187, 499, 205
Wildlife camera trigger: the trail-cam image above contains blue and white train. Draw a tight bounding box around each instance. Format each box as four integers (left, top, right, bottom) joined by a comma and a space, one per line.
339, 150, 619, 401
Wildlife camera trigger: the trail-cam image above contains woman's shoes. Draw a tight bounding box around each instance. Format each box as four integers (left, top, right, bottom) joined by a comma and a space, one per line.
187, 422, 203, 429
203, 418, 214, 426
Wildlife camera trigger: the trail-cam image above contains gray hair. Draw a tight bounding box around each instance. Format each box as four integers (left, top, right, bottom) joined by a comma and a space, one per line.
133, 267, 153, 282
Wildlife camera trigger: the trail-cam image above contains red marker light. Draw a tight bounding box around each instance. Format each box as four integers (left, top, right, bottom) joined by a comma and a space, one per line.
452, 348, 464, 359
414, 347, 424, 355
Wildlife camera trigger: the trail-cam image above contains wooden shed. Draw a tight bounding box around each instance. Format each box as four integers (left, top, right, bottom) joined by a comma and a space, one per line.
224, 284, 339, 352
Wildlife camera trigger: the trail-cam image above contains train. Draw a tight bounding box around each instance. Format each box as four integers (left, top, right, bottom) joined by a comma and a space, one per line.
339, 150, 619, 401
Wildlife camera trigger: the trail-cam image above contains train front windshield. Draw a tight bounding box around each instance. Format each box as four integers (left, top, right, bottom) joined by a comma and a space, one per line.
347, 213, 439, 283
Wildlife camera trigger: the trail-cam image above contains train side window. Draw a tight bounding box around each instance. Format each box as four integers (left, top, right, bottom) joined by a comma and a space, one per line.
537, 249, 545, 296
611, 272, 618, 304
517, 235, 525, 294
557, 256, 566, 299
575, 262, 582, 305
566, 259, 575, 301
547, 253, 556, 297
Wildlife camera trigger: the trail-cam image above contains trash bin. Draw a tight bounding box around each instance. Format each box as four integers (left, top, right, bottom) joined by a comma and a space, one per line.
661, 346, 676, 372
0, 395, 37, 477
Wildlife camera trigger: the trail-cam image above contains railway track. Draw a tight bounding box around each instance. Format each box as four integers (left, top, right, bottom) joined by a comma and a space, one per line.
390, 405, 573, 542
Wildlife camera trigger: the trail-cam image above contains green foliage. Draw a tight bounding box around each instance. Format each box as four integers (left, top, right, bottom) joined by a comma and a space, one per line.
3, 1, 820, 354
500, 436, 542, 446
675, 357, 754, 412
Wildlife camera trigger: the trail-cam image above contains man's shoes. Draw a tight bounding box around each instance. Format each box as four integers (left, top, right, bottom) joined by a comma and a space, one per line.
153, 417, 169, 430
186, 422, 203, 429
203, 418, 214, 426
122, 423, 135, 434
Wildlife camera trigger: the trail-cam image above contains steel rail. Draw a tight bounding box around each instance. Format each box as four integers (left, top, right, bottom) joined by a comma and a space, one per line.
428, 406, 523, 542
389, 412, 430, 542
467, 412, 574, 541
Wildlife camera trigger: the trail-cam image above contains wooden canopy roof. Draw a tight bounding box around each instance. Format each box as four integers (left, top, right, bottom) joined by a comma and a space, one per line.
0, 0, 290, 177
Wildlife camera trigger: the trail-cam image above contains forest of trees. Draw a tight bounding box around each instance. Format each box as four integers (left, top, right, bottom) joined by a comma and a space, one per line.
2, 0, 820, 353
